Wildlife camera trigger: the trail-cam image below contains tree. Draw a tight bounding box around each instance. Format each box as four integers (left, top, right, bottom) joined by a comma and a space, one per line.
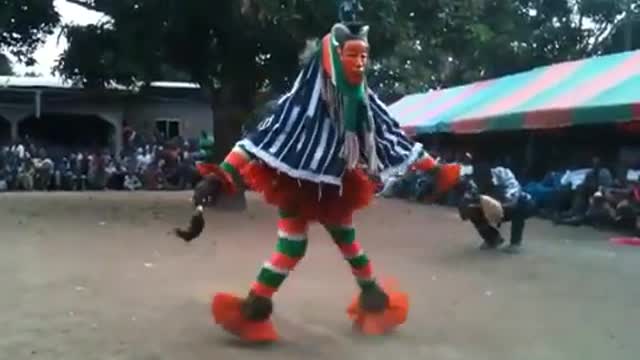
369, 0, 636, 98
596, 0, 640, 53
58, 0, 529, 140
56, 0, 629, 147
0, 0, 59, 65
0, 53, 12, 75
56, 0, 404, 158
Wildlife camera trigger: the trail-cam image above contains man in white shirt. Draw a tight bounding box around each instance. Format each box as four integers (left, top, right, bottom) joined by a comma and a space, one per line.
459, 161, 535, 253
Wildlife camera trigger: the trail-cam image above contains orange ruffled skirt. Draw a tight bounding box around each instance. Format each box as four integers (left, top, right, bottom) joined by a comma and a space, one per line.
242, 162, 376, 223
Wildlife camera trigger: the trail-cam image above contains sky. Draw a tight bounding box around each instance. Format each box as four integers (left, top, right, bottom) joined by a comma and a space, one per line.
11, 0, 104, 76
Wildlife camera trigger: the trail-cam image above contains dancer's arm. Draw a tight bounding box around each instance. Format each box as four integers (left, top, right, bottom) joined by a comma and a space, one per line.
218, 145, 255, 192
176, 145, 255, 242
409, 150, 462, 197
193, 145, 255, 205
410, 151, 440, 174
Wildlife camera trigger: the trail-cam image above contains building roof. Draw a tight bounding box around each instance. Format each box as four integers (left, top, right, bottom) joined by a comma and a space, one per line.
0, 75, 200, 90
0, 75, 73, 89
0, 76, 207, 104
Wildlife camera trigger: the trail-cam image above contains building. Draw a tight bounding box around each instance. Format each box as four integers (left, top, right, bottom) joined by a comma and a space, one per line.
0, 76, 213, 154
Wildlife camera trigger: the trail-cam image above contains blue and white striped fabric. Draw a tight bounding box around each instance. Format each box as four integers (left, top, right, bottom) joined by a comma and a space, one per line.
238, 55, 423, 186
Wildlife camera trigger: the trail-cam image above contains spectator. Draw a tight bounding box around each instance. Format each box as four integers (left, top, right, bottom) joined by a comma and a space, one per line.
16, 159, 35, 191
458, 161, 536, 253
555, 157, 613, 226
124, 173, 142, 191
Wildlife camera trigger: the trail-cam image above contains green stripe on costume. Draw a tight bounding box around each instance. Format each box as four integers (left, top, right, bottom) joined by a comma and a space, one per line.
348, 253, 369, 269
278, 208, 297, 219
357, 278, 377, 290
327, 227, 356, 245
257, 267, 287, 288
276, 237, 308, 258
220, 161, 243, 188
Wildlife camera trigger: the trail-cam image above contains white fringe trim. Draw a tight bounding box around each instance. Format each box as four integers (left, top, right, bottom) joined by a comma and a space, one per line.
378, 143, 425, 183
238, 139, 424, 187
238, 139, 344, 186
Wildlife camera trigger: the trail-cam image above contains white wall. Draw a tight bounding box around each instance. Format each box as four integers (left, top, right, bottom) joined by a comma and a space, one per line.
123, 100, 213, 141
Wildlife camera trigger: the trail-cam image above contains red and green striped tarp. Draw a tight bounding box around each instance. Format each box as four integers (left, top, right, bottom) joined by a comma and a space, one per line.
390, 49, 640, 137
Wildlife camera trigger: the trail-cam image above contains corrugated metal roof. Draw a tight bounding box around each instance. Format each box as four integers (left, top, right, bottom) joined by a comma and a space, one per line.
0, 76, 200, 90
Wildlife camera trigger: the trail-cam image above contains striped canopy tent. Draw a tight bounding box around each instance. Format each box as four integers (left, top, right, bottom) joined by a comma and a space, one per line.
390, 49, 640, 137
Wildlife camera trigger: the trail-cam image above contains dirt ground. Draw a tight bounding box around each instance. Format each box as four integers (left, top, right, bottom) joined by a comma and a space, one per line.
0, 191, 639, 360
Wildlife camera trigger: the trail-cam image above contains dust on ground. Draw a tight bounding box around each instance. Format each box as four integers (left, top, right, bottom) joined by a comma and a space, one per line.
0, 191, 638, 360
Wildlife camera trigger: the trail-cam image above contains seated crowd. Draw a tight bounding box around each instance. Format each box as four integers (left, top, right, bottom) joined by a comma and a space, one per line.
380, 154, 640, 236
0, 136, 205, 192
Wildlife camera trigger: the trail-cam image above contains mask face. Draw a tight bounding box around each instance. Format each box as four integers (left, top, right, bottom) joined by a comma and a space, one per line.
338, 39, 369, 85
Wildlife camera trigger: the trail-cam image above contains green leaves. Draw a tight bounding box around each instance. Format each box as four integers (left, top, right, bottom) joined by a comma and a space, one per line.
52, 0, 637, 105
0, 0, 59, 64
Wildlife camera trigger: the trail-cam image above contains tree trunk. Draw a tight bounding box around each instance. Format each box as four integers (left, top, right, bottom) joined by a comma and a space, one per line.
210, 100, 249, 211
208, 53, 258, 211
212, 101, 248, 163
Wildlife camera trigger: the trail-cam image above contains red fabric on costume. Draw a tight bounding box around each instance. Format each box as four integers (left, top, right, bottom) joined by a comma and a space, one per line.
241, 162, 375, 223
196, 163, 220, 177
411, 156, 437, 172
251, 282, 277, 298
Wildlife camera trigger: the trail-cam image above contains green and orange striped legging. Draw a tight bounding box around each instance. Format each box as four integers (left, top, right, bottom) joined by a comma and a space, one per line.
250, 209, 377, 298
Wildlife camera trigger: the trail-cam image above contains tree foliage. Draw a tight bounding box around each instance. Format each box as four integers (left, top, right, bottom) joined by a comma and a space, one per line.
368, 0, 639, 99
57, 0, 637, 95
54, 0, 639, 152
597, 1, 640, 54
0, 0, 59, 65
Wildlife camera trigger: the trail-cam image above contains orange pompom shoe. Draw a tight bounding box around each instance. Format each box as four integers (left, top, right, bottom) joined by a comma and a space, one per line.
346, 280, 409, 335
211, 292, 279, 342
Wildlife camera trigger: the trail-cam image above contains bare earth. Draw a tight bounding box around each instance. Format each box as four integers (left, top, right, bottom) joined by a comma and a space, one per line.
0, 191, 639, 360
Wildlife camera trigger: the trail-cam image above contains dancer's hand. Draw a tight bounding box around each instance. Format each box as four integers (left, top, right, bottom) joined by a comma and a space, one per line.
174, 206, 205, 242
193, 174, 222, 206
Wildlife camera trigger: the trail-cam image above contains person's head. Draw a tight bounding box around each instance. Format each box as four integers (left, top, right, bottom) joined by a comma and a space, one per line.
472, 161, 493, 189
592, 156, 601, 168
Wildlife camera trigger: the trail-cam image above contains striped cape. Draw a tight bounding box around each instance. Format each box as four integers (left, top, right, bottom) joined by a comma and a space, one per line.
238, 55, 423, 187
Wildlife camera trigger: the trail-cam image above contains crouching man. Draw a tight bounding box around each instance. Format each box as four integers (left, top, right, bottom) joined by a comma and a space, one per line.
458, 162, 536, 254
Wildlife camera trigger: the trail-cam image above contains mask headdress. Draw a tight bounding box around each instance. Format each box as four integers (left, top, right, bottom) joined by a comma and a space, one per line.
320, 22, 379, 173
322, 23, 369, 86
334, 22, 370, 43
337, 0, 363, 24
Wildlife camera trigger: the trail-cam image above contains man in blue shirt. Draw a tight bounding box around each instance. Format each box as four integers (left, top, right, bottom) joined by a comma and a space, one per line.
459, 161, 536, 253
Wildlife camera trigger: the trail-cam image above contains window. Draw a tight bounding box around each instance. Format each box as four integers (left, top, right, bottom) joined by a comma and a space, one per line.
156, 118, 181, 139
